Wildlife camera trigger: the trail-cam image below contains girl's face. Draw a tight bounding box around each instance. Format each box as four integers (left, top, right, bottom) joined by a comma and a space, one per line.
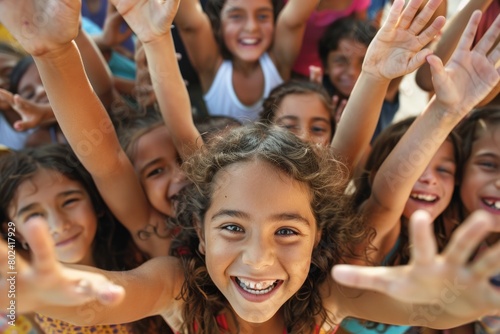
220, 0, 274, 63
132, 125, 188, 217
460, 125, 500, 220
403, 140, 457, 221
8, 169, 97, 265
0, 53, 20, 90
274, 92, 333, 146
17, 63, 49, 104
325, 38, 367, 97
201, 159, 319, 324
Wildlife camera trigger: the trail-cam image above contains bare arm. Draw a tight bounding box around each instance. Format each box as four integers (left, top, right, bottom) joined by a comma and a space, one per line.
331, 0, 446, 176
361, 10, 500, 258
109, 0, 201, 161
415, 0, 494, 92
0, 0, 166, 256
271, 0, 319, 80
174, 0, 220, 91
327, 209, 500, 328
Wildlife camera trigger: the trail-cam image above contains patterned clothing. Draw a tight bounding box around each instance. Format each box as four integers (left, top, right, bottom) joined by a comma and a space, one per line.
35, 314, 135, 334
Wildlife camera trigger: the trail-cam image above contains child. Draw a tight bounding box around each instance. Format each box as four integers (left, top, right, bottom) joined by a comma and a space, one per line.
259, 79, 337, 146
290, 0, 370, 78
172, 0, 319, 122
454, 107, 500, 334
3, 125, 500, 333
318, 17, 400, 140
0, 144, 169, 333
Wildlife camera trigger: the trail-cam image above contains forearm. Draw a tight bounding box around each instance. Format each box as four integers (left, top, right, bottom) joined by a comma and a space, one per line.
331, 71, 391, 173
143, 33, 200, 160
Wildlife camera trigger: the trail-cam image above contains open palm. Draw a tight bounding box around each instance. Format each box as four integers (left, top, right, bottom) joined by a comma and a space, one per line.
109, 0, 180, 43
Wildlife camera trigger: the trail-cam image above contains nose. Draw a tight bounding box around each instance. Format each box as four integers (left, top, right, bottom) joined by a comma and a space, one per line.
167, 166, 189, 199
418, 167, 437, 185
47, 212, 71, 236
241, 232, 275, 269
244, 16, 258, 32
296, 128, 311, 144
346, 61, 361, 78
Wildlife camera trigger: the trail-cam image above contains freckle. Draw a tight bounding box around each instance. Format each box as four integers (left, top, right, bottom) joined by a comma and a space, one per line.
225, 195, 227, 198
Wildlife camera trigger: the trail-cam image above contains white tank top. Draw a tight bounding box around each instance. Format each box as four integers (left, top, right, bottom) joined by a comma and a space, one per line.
203, 52, 283, 123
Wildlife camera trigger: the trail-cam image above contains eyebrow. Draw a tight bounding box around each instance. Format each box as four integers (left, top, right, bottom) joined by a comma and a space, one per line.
16, 189, 85, 218
211, 209, 311, 226
276, 115, 330, 124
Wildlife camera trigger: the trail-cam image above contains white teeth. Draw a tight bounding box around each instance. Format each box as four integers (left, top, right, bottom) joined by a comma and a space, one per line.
411, 193, 437, 202
241, 38, 258, 45
484, 199, 500, 210
236, 278, 277, 295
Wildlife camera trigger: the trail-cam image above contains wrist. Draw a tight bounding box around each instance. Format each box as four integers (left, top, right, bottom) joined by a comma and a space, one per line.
32, 42, 77, 63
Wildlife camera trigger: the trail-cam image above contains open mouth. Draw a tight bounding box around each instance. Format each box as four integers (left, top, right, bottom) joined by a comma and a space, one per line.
410, 192, 438, 203
234, 277, 280, 295
482, 198, 500, 211
239, 38, 260, 46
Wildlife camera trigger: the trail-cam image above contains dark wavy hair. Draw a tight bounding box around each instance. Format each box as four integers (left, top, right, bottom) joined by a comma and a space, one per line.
171, 123, 370, 333
205, 0, 284, 60
318, 17, 377, 68
0, 144, 171, 333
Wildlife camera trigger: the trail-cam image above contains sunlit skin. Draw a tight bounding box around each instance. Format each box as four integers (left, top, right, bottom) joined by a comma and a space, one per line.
132, 125, 188, 218
201, 159, 319, 328
274, 93, 333, 146
460, 125, 500, 224
324, 38, 367, 97
8, 169, 97, 266
403, 140, 457, 221
220, 0, 275, 65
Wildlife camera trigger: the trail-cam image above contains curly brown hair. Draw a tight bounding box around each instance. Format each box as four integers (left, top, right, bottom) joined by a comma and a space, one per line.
171, 123, 371, 333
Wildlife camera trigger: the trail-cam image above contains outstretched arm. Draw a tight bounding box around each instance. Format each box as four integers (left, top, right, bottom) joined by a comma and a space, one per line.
330, 0, 446, 176
328, 209, 500, 328
0, 0, 165, 256
0, 218, 181, 326
110, 0, 201, 161
360, 11, 500, 260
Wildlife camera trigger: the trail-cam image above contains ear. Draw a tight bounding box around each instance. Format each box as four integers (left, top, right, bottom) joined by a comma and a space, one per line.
194, 217, 206, 255
314, 230, 322, 247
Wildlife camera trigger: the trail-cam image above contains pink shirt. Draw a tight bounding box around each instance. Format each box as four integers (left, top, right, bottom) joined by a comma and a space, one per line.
291, 0, 371, 77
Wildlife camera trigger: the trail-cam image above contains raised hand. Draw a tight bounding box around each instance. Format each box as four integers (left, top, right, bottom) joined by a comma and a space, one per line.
0, 89, 55, 131
109, 0, 180, 44
333, 209, 500, 321
363, 0, 446, 80
427, 11, 500, 112
0, 218, 124, 313
0, 0, 81, 56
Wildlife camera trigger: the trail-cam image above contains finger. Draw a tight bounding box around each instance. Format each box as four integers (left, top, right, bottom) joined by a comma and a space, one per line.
0, 88, 15, 105
22, 217, 59, 275
408, 0, 444, 35
474, 12, 500, 57
408, 210, 437, 265
416, 15, 446, 47
407, 48, 434, 72
427, 53, 446, 88
382, 0, 406, 31
470, 239, 500, 279
398, 0, 425, 30
443, 210, 499, 264
456, 11, 482, 54
332, 264, 402, 294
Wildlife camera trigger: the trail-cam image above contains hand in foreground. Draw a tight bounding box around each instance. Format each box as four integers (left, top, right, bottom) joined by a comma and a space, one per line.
333, 209, 500, 321
0, 218, 124, 313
